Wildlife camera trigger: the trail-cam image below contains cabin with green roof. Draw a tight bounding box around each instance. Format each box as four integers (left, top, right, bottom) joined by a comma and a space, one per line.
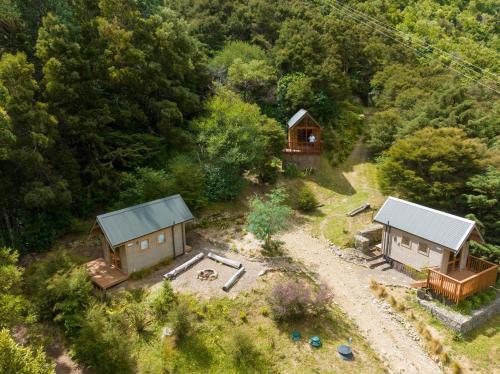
87, 195, 194, 288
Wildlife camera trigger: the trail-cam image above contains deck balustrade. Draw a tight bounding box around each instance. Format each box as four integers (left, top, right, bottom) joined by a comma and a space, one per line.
426, 256, 498, 303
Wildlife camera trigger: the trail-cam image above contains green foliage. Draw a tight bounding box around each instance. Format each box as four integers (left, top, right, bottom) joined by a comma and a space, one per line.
195, 88, 284, 201
167, 154, 207, 210
230, 330, 264, 370
246, 188, 292, 248
452, 288, 497, 315
283, 163, 300, 178
209, 41, 267, 79
463, 166, 500, 244
0, 248, 28, 328
378, 127, 488, 212
0, 329, 55, 374
118, 154, 207, 210
227, 58, 276, 103
44, 266, 93, 336
169, 300, 193, 343
297, 186, 318, 212
72, 304, 135, 374
151, 280, 178, 320
118, 167, 173, 208
24, 250, 90, 332
469, 241, 500, 265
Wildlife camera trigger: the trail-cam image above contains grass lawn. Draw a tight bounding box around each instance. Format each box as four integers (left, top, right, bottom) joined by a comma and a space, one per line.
140, 274, 386, 373
285, 143, 385, 247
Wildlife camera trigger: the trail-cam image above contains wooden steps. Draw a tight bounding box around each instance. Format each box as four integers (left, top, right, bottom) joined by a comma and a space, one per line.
410, 280, 428, 288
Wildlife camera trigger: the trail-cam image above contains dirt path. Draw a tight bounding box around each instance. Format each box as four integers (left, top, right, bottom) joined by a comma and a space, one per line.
279, 143, 441, 373
281, 229, 441, 374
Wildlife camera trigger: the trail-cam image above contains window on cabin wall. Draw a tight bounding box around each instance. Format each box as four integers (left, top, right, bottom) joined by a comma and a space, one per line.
297, 129, 313, 142
158, 233, 165, 244
418, 242, 429, 256
140, 239, 149, 250
401, 236, 411, 247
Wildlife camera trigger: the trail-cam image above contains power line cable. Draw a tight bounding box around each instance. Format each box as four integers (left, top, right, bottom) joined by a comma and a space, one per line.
333, 0, 499, 81
330, 2, 500, 94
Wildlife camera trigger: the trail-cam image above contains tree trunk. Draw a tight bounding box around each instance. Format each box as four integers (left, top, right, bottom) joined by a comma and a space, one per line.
2, 207, 15, 246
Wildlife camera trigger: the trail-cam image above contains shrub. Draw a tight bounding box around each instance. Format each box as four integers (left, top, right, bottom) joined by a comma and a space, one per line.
258, 160, 279, 184
230, 330, 262, 370
151, 281, 177, 320
0, 248, 29, 328
0, 328, 54, 374
268, 280, 333, 321
297, 186, 318, 211
169, 301, 192, 343
24, 250, 83, 320
72, 304, 135, 374
283, 163, 300, 178
369, 279, 379, 291
44, 266, 93, 336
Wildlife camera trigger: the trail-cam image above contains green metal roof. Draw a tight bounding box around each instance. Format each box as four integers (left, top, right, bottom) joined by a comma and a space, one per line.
96, 195, 194, 247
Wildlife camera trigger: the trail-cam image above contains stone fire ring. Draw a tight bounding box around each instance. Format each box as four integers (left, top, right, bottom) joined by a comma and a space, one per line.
197, 268, 218, 281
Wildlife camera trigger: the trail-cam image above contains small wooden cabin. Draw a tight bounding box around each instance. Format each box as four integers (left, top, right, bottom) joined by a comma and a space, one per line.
87, 195, 194, 288
282, 109, 323, 169
374, 197, 498, 303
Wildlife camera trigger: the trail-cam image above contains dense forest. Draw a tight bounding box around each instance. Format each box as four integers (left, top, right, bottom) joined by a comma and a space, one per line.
1, 0, 498, 256
1, 1, 499, 373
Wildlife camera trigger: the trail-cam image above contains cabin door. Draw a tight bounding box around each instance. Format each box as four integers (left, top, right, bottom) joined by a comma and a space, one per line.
447, 250, 460, 273
110, 248, 122, 269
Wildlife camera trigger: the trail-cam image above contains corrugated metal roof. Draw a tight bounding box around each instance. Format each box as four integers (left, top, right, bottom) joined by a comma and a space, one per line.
373, 197, 478, 252
287, 109, 320, 128
96, 195, 194, 247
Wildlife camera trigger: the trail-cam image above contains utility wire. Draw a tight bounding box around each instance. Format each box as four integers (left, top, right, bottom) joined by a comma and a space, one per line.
330, 1, 500, 94
333, 0, 499, 81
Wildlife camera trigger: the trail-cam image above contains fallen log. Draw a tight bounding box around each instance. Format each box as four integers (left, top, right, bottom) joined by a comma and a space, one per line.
222, 267, 246, 292
164, 253, 204, 280
207, 252, 242, 269
346, 203, 370, 217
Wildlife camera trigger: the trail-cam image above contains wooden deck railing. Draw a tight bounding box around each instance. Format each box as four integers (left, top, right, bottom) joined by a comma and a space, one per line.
426, 256, 498, 303
283, 141, 322, 154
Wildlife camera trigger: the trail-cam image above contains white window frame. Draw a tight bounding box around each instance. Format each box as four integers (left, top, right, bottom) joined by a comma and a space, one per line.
158, 233, 165, 244
401, 235, 411, 248
140, 239, 149, 250
418, 242, 429, 256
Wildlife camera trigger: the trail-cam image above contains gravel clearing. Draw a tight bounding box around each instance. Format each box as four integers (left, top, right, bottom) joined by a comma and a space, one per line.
280, 228, 441, 374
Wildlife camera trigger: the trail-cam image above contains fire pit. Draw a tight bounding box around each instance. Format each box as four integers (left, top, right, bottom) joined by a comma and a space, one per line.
197, 269, 218, 281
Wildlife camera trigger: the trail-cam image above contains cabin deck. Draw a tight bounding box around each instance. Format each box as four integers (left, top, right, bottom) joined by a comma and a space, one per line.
426, 256, 498, 303
85, 258, 129, 289
283, 141, 322, 154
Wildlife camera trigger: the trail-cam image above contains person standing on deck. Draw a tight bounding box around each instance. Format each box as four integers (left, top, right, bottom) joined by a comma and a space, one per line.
308, 133, 316, 145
